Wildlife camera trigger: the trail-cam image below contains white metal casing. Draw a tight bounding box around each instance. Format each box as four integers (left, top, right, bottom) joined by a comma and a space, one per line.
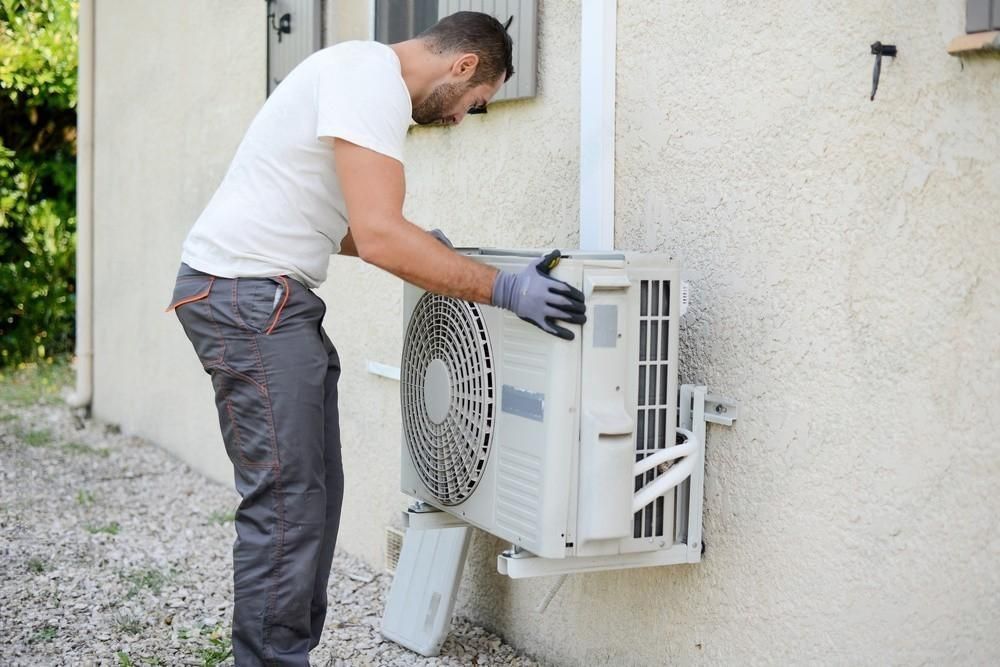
400, 249, 684, 560
380, 525, 471, 656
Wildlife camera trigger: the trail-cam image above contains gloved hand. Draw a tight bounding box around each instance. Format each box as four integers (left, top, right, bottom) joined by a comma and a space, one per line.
428, 228, 454, 249
491, 250, 587, 340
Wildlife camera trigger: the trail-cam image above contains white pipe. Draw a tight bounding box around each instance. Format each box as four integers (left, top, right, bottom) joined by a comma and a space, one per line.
68, 0, 94, 410
366, 360, 401, 381
535, 574, 567, 614
631, 429, 700, 514
579, 0, 616, 251
633, 438, 697, 477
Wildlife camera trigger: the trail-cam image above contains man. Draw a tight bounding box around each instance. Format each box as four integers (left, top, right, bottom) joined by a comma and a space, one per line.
167, 11, 586, 666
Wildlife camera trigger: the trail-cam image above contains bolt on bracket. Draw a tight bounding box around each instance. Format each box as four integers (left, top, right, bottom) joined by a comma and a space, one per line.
704, 393, 740, 426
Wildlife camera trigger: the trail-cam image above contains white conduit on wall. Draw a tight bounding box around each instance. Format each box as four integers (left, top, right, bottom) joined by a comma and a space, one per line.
536, 1, 620, 615
578, 0, 616, 251
68, 0, 94, 409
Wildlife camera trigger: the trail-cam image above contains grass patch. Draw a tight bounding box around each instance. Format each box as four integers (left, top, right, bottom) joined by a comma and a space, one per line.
27, 557, 46, 574
64, 441, 111, 457
0, 357, 73, 407
85, 521, 121, 536
121, 567, 169, 598
208, 509, 237, 525
30, 624, 58, 643
113, 610, 144, 635
19, 428, 53, 447
76, 489, 97, 506
197, 624, 233, 666
115, 651, 134, 667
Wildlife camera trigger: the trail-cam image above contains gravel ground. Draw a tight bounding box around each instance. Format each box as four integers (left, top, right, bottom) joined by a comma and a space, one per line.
0, 365, 539, 666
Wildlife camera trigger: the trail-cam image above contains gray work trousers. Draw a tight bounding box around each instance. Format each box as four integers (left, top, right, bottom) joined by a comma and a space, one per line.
168, 263, 344, 666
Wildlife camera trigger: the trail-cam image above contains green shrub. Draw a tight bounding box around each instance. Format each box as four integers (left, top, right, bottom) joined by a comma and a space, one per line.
0, 0, 78, 367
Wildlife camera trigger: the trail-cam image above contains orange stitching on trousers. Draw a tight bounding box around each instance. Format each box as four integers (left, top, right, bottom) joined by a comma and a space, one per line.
164, 277, 215, 312
247, 319, 285, 655
265, 276, 291, 335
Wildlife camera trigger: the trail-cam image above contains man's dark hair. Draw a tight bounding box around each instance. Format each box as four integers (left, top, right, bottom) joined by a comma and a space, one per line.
418, 11, 514, 85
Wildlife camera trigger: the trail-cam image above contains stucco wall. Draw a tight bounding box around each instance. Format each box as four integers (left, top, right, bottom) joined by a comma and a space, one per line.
93, 0, 264, 482
455, 1, 999, 665
92, 0, 998, 664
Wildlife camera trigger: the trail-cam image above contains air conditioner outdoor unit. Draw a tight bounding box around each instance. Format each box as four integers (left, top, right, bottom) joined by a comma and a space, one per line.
382, 249, 735, 656
397, 248, 696, 559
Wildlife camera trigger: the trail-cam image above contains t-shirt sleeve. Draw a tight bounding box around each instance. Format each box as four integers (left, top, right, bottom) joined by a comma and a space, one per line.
315, 52, 410, 164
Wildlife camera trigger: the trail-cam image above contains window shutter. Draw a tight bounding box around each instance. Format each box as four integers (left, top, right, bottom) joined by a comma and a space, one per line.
267, 0, 323, 95
966, 0, 993, 33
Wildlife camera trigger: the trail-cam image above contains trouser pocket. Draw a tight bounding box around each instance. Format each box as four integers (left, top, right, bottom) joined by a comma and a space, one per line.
212, 370, 278, 468
168, 270, 224, 371
165, 275, 215, 313
231, 276, 291, 335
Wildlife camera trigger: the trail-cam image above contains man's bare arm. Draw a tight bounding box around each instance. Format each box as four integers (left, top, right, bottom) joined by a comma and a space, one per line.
331, 138, 497, 304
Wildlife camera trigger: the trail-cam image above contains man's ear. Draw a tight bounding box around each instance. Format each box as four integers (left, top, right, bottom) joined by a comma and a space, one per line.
452, 53, 479, 81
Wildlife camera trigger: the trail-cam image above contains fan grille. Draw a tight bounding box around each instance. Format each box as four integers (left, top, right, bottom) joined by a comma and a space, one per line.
401, 293, 495, 506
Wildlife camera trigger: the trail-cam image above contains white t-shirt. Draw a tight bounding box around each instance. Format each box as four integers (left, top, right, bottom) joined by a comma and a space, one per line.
181, 41, 412, 288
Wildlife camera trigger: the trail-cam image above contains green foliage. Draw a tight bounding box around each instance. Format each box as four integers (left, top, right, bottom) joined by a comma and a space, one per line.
64, 440, 110, 456
19, 425, 51, 445
208, 508, 237, 525
0, 354, 72, 405
85, 520, 120, 535
113, 610, 144, 635
30, 623, 58, 643
121, 566, 170, 598
197, 624, 234, 666
0, 0, 78, 367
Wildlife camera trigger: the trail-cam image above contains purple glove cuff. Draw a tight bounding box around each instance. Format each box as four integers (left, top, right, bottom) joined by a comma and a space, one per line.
491, 270, 517, 310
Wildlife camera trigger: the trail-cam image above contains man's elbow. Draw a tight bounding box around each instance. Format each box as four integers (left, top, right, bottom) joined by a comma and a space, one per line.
351, 224, 392, 267
356, 240, 381, 265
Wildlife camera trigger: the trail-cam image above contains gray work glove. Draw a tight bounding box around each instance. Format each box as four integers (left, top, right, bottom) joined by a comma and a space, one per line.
428, 228, 454, 249
491, 250, 587, 340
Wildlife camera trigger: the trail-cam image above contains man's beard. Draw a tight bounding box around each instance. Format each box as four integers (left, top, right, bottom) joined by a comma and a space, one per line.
412, 81, 468, 125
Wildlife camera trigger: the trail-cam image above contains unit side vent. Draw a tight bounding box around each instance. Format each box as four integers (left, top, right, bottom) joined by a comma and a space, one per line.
384, 526, 404, 575
495, 447, 541, 543
401, 294, 496, 506
634, 280, 672, 539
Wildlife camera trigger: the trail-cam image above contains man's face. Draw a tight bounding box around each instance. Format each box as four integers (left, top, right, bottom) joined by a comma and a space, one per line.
412, 72, 505, 126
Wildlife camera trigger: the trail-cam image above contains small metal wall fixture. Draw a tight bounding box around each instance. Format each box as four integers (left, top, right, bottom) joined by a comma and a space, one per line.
869, 41, 897, 101
269, 6, 292, 43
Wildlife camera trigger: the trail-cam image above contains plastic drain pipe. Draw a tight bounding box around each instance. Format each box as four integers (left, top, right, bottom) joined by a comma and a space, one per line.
579, 0, 616, 251
68, 0, 94, 410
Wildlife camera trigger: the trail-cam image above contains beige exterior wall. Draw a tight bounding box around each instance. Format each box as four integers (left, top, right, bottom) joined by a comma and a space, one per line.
92, 1, 998, 664
93, 0, 265, 481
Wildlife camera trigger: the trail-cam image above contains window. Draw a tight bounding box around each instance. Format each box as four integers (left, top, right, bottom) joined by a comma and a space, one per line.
372, 0, 537, 102
965, 0, 999, 33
